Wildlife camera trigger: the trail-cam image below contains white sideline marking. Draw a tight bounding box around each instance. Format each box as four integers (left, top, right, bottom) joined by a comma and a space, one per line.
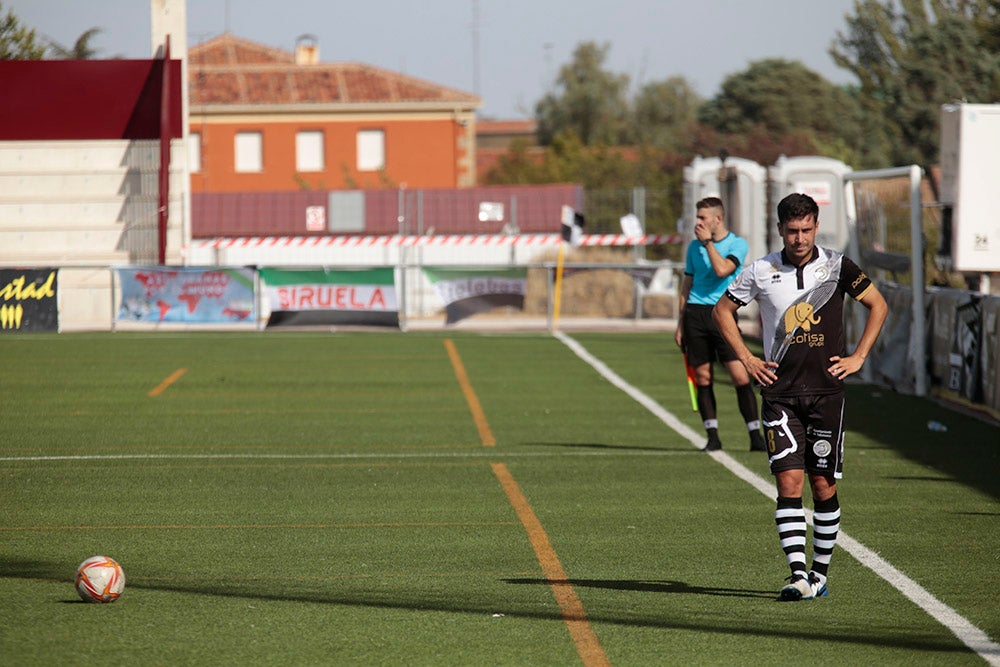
555, 331, 1000, 666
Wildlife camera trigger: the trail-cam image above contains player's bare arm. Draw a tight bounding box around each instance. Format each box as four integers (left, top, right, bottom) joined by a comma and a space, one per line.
828, 285, 888, 380
694, 221, 739, 278
713, 297, 778, 385
674, 274, 692, 348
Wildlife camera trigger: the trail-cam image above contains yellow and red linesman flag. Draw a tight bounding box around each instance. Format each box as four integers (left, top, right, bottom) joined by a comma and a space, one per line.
683, 354, 698, 412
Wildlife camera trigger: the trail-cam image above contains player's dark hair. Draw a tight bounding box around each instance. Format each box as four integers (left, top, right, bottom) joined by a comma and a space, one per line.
696, 196, 724, 212
777, 193, 819, 224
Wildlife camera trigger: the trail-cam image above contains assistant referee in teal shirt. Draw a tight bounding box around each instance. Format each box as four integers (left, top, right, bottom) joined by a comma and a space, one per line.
674, 196, 766, 452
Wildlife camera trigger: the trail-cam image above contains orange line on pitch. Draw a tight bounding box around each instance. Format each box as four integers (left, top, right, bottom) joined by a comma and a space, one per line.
491, 462, 610, 667
443, 339, 496, 446
148, 368, 187, 397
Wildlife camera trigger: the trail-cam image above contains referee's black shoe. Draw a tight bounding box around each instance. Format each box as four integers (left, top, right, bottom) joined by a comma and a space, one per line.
703, 436, 722, 452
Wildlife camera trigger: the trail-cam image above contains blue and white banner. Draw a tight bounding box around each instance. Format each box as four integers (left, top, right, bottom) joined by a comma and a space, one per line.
116, 267, 256, 323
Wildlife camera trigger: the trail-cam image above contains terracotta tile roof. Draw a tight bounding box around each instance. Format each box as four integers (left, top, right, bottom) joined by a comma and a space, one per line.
189, 33, 480, 108
477, 119, 537, 136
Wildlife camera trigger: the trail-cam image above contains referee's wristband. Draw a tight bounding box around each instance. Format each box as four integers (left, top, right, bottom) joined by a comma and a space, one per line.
701, 239, 712, 247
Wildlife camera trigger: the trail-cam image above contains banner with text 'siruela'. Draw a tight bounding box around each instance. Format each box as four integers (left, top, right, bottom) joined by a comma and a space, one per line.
259, 267, 399, 327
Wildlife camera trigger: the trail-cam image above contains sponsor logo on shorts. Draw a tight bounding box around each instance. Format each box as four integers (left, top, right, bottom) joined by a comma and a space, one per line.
813, 440, 832, 457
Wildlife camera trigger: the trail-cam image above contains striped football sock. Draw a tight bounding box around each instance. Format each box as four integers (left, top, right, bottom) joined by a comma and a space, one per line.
810, 493, 841, 584
776, 496, 807, 576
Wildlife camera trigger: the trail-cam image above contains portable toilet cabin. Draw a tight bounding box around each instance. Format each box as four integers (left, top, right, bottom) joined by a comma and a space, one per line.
767, 155, 854, 254
682, 155, 768, 263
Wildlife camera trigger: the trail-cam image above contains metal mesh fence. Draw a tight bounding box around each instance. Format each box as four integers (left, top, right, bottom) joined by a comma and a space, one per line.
581, 187, 682, 263
849, 173, 966, 289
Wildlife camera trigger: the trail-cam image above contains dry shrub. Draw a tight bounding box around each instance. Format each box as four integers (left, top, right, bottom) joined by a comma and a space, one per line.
524, 247, 639, 316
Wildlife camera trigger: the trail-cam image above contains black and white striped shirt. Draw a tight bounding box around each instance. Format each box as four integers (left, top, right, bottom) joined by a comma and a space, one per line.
724, 246, 874, 397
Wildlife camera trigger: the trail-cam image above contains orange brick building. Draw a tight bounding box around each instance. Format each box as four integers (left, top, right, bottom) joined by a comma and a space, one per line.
188, 34, 481, 192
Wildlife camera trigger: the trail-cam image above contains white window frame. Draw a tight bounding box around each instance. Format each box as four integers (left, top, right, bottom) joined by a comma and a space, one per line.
296, 130, 325, 172
357, 129, 385, 172
189, 132, 202, 173
235, 131, 263, 173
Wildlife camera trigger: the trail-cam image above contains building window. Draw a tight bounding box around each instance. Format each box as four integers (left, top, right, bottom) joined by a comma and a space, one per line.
296, 130, 325, 172
189, 132, 202, 173
357, 129, 385, 171
235, 131, 263, 173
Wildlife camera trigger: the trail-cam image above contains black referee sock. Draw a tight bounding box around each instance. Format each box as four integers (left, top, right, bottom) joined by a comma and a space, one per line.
696, 384, 718, 436
735, 383, 758, 420
735, 382, 761, 430
810, 493, 841, 583
775, 496, 807, 577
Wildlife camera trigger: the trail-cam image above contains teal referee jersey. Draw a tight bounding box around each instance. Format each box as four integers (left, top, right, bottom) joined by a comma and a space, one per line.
683, 232, 749, 305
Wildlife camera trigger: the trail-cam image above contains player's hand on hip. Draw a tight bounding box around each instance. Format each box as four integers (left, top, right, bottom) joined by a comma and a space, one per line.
744, 357, 779, 386
828, 355, 863, 379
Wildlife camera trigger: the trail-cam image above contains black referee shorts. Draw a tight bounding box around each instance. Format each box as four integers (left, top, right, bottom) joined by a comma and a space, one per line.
682, 304, 739, 366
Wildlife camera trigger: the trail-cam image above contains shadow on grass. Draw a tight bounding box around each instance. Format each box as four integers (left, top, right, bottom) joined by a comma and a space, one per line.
523, 441, 690, 453
504, 577, 774, 599
844, 384, 1000, 502
0, 559, 974, 658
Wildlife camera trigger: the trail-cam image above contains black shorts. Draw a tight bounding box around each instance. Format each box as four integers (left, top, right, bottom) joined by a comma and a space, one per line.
682, 304, 739, 366
762, 393, 845, 479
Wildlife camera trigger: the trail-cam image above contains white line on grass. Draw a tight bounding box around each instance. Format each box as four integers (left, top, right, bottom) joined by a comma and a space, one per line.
555, 331, 1000, 666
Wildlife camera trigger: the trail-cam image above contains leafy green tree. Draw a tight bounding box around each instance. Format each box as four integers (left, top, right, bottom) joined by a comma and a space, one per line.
830, 0, 1000, 166
698, 58, 866, 166
480, 139, 556, 185
481, 130, 684, 240
630, 76, 702, 151
0, 2, 47, 59
535, 41, 631, 146
48, 27, 104, 59
484, 131, 635, 187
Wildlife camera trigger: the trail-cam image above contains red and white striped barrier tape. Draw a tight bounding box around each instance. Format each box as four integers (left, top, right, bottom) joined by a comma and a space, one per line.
191, 233, 683, 250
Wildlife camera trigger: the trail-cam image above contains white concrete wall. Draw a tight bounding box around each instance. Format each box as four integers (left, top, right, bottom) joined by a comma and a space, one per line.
0, 139, 186, 268
57, 268, 115, 332
0, 138, 187, 329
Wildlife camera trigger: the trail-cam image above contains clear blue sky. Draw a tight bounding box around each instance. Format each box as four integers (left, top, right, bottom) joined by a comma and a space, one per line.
5, 0, 860, 119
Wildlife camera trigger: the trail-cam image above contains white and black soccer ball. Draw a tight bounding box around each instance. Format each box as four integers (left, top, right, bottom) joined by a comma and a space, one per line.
75, 556, 126, 603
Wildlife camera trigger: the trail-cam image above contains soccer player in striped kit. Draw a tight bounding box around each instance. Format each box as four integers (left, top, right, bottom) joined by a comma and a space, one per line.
713, 192, 887, 601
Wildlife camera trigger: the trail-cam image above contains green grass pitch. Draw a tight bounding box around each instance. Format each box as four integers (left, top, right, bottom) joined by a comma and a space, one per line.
0, 331, 996, 665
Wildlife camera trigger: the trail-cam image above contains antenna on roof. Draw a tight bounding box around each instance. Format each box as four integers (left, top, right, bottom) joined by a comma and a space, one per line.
472, 0, 480, 97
